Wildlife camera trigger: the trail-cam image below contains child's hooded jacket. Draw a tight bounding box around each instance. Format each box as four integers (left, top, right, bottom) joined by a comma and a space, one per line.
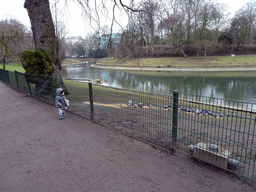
55, 88, 67, 109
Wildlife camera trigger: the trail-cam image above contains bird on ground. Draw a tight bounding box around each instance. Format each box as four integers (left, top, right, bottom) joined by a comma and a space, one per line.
138, 103, 144, 108
187, 108, 192, 112
163, 105, 168, 109
127, 99, 133, 106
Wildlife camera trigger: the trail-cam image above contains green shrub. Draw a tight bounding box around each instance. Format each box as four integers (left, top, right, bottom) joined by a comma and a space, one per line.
173, 48, 181, 56
21, 49, 53, 75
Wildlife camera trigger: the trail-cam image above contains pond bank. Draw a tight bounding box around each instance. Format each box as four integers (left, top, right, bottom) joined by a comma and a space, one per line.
90, 64, 256, 72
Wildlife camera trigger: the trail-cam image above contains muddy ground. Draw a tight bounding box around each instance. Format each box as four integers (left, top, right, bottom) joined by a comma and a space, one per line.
0, 81, 256, 192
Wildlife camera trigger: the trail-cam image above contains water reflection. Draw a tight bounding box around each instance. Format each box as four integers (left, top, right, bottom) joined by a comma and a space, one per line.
62, 63, 256, 102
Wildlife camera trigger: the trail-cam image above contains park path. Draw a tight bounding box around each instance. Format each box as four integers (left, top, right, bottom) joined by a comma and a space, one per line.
0, 81, 255, 192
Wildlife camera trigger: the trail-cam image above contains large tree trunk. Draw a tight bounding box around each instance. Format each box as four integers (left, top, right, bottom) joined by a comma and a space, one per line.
24, 0, 66, 92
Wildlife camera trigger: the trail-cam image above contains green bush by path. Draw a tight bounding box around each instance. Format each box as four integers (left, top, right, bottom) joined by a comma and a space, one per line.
21, 50, 53, 75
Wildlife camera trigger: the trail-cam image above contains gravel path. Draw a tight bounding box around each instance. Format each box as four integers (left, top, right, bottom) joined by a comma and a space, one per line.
0, 81, 255, 192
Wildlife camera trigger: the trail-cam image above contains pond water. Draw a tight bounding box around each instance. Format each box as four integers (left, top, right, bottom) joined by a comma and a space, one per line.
61, 62, 256, 103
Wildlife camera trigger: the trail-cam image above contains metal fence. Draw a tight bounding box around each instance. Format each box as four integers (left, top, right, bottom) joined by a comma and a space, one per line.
0, 69, 256, 181
176, 92, 256, 180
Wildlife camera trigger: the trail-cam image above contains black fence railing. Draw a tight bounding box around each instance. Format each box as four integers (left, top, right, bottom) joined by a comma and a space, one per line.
0, 69, 255, 181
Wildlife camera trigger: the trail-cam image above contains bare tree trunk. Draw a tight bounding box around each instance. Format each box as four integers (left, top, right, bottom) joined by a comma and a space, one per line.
24, 0, 65, 92
24, 0, 61, 76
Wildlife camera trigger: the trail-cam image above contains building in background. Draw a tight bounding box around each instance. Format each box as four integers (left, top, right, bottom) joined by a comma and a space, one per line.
65, 33, 120, 58
100, 33, 120, 50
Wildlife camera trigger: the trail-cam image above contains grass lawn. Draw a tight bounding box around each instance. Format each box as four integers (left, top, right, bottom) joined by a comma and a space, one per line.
4, 55, 255, 72
3, 55, 256, 83
61, 58, 81, 64
0, 63, 25, 73
120, 70, 256, 78
98, 55, 256, 68
0, 59, 81, 72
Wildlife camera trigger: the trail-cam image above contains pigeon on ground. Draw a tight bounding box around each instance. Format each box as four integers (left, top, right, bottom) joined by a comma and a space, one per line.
127, 99, 133, 106
138, 103, 144, 108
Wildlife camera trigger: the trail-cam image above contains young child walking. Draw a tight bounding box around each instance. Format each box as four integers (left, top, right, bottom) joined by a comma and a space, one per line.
55, 88, 69, 119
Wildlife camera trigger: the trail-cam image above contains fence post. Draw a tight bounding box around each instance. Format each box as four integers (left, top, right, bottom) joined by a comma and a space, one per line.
25, 74, 32, 95
0, 69, 2, 82
7, 70, 10, 84
14, 70, 19, 88
88, 82, 94, 120
50, 76, 55, 101
0, 69, 10, 84
3, 70, 10, 84
172, 90, 179, 143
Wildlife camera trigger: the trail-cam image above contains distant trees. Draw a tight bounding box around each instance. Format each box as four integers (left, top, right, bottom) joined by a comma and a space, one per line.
231, 15, 249, 52
160, 0, 188, 57
0, 19, 33, 70
116, 29, 135, 58
55, 21, 68, 60
108, 0, 228, 58
65, 33, 108, 58
150, 0, 226, 57
17, 0, 256, 73
193, 0, 221, 56
88, 48, 107, 58
140, 0, 159, 45
229, 1, 256, 52
76, 44, 85, 57
110, 0, 256, 58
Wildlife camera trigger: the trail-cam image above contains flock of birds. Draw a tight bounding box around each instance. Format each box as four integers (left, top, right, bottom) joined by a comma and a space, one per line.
126, 99, 234, 118
124, 53, 237, 117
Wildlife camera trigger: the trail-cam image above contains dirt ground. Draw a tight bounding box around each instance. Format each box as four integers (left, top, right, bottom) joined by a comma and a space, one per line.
0, 81, 256, 192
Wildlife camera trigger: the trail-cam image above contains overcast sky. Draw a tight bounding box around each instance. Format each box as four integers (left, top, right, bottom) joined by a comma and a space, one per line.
0, 0, 253, 38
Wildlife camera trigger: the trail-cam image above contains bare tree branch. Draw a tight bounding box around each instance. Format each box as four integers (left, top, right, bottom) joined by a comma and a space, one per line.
115, 0, 144, 12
